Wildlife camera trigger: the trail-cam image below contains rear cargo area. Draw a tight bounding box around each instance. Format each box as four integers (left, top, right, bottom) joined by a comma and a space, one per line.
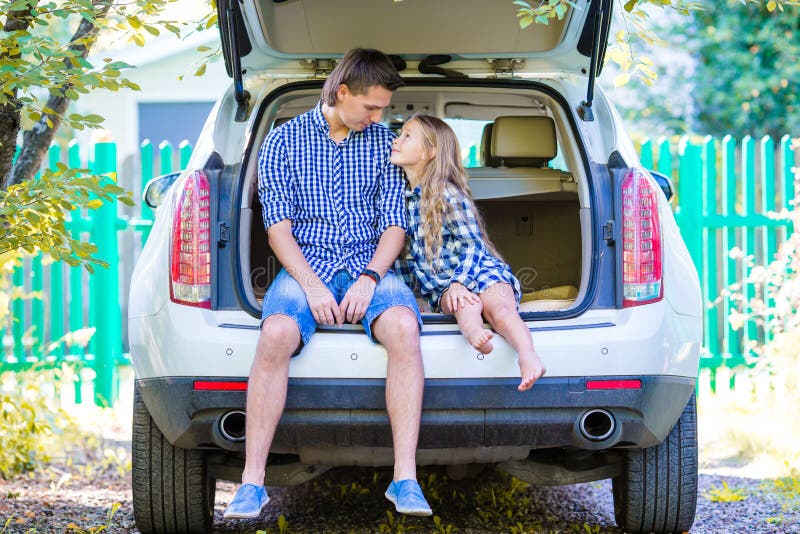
238, 84, 591, 318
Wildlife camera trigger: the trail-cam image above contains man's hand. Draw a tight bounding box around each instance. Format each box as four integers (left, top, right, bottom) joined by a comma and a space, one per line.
304, 283, 344, 326
339, 275, 377, 323
443, 282, 480, 313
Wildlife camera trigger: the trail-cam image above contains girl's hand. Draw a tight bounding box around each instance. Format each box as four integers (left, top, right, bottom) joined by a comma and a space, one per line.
444, 282, 480, 312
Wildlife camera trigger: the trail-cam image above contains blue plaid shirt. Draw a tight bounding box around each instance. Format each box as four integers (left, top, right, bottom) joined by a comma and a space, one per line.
398, 185, 520, 311
257, 102, 407, 283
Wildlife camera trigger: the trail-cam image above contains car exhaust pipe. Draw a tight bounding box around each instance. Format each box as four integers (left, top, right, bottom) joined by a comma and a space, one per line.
578, 409, 615, 442
218, 410, 246, 443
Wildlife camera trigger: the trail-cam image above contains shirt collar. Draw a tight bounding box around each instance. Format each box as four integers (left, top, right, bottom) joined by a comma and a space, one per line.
312, 100, 364, 143
311, 101, 328, 134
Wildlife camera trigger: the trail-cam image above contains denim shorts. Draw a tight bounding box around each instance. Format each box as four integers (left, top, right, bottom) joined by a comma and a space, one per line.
261, 268, 422, 348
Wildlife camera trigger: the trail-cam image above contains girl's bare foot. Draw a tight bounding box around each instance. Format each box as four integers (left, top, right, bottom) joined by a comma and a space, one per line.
466, 328, 494, 354
518, 351, 546, 391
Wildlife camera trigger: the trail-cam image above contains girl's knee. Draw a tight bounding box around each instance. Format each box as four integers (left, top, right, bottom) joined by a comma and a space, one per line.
482, 301, 517, 325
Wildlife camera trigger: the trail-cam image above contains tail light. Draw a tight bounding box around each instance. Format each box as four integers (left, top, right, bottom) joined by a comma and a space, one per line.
622, 168, 663, 308
170, 170, 211, 308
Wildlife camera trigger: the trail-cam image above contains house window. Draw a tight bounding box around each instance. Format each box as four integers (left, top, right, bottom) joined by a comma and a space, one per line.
137, 102, 215, 151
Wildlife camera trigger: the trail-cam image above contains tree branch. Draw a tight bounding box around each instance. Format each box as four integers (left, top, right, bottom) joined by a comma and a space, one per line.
0, 0, 40, 190
2, 0, 113, 190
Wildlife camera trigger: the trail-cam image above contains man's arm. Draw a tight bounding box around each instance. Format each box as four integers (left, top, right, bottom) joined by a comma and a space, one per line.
268, 220, 343, 325
365, 225, 406, 277
258, 132, 342, 326
339, 136, 408, 323
338, 225, 406, 324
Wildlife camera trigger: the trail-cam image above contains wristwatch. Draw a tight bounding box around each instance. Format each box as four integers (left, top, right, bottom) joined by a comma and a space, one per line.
360, 268, 381, 285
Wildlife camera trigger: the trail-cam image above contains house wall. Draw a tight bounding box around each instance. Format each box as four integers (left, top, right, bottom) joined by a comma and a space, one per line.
73, 45, 229, 165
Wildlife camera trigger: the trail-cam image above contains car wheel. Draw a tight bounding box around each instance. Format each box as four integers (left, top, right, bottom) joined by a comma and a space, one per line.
132, 385, 216, 533
612, 393, 698, 534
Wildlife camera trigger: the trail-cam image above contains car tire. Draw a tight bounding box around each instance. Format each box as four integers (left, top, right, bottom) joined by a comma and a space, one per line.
132, 386, 216, 533
612, 393, 698, 534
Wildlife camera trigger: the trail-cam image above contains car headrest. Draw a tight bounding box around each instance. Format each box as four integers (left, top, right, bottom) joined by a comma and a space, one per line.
490, 116, 557, 167
480, 123, 501, 168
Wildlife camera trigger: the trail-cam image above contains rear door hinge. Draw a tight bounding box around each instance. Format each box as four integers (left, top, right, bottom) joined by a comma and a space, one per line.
487, 58, 525, 78
218, 222, 230, 248
603, 220, 615, 246
306, 58, 337, 77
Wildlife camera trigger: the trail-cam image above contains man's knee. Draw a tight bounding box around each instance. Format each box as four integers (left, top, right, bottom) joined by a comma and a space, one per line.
374, 306, 420, 343
257, 314, 301, 360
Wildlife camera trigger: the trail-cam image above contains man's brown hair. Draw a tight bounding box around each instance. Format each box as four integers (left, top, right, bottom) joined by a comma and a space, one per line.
321, 48, 404, 106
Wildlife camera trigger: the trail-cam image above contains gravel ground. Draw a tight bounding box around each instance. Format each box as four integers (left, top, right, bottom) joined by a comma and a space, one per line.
1, 453, 798, 533
1, 378, 798, 533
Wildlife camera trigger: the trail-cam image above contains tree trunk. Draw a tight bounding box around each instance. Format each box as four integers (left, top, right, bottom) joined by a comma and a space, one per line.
1, 0, 112, 190
0, 2, 38, 189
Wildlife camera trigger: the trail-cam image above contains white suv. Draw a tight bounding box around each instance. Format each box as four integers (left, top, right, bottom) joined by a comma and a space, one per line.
129, 1, 702, 533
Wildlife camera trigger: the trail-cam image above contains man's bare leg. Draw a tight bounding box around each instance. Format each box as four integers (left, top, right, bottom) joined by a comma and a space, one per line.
371, 306, 424, 482
240, 314, 301, 485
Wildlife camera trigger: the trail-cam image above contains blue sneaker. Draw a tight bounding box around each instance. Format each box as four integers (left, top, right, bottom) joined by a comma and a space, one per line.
385, 479, 432, 516
223, 484, 270, 519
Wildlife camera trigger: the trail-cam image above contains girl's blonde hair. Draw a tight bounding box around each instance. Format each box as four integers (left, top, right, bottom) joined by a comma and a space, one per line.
408, 113, 501, 266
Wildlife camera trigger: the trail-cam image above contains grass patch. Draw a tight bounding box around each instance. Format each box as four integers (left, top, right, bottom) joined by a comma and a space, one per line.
763, 467, 800, 515
705, 481, 748, 502
0, 367, 88, 479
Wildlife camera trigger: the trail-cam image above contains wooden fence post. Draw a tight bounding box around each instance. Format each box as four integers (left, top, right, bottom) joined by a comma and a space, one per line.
179, 140, 192, 169
760, 136, 776, 344
89, 142, 121, 407
159, 141, 173, 175
640, 138, 653, 169
677, 137, 703, 271
67, 141, 84, 403
140, 140, 154, 243
702, 136, 720, 363
48, 145, 65, 360
721, 136, 739, 390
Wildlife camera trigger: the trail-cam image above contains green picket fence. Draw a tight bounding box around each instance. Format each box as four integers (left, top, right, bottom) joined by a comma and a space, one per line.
1, 134, 797, 405
641, 134, 797, 392
0, 139, 192, 406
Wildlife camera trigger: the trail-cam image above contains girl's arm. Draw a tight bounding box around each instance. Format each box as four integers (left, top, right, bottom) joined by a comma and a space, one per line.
393, 247, 416, 288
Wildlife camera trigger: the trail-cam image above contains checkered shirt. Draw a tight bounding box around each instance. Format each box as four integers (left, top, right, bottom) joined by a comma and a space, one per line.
397, 185, 521, 311
258, 102, 407, 283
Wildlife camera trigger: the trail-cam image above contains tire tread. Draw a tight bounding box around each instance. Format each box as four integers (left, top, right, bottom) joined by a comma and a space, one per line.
613, 394, 698, 534
131, 387, 215, 533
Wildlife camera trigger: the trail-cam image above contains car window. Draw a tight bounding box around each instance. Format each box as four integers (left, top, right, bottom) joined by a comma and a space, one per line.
442, 118, 490, 168
443, 118, 568, 171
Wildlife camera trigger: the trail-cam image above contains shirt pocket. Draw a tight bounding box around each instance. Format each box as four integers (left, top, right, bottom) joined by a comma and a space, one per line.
294, 158, 334, 220
342, 158, 380, 225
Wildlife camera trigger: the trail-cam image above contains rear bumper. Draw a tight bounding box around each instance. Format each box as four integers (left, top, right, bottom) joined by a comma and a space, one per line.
137, 374, 695, 454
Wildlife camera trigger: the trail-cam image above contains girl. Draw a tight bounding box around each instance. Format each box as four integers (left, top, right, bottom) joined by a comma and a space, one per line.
390, 113, 546, 392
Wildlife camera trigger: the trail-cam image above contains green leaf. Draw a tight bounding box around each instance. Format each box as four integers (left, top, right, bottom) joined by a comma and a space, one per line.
614, 73, 631, 87
194, 63, 207, 76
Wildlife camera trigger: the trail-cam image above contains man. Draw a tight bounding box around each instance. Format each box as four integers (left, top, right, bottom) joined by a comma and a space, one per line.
224, 48, 432, 519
